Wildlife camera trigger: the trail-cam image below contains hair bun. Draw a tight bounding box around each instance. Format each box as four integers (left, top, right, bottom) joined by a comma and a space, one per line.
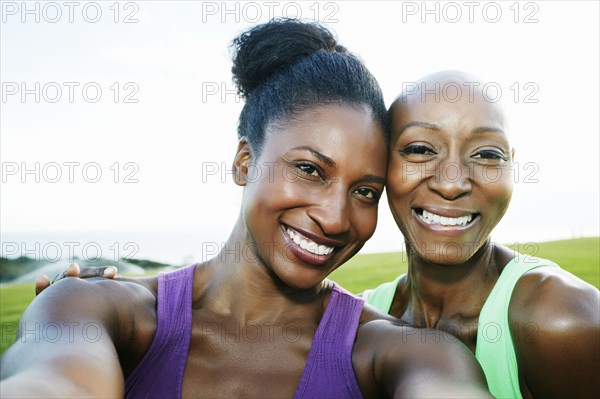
231, 18, 346, 99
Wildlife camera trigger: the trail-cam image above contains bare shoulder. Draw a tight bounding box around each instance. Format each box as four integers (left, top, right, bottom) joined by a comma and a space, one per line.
36, 274, 158, 321
510, 265, 599, 330
360, 302, 401, 323
55, 276, 159, 363
509, 264, 600, 398
352, 319, 489, 398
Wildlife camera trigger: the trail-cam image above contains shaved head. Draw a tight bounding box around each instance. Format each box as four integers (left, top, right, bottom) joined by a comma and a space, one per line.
389, 70, 511, 145
394, 70, 501, 104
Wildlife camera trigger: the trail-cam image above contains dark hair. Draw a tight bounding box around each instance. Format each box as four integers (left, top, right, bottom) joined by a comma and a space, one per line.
230, 18, 389, 154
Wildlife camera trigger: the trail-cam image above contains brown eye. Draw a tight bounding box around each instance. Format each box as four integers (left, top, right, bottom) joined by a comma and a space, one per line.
401, 145, 436, 155
354, 187, 381, 202
296, 163, 321, 178
473, 150, 507, 161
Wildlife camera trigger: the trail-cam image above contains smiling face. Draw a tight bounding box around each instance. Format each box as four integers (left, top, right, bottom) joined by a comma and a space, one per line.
237, 103, 387, 289
387, 80, 514, 265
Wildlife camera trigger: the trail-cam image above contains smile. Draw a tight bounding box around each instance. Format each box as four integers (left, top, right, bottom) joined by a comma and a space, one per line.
285, 227, 335, 256
416, 209, 476, 227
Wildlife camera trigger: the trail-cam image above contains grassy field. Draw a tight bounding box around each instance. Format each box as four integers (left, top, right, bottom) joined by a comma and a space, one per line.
330, 236, 600, 292
1, 237, 598, 355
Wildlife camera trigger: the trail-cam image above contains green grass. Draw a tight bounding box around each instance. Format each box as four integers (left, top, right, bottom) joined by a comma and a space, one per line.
0, 283, 39, 355
504, 237, 600, 289
330, 237, 600, 293
1, 238, 598, 355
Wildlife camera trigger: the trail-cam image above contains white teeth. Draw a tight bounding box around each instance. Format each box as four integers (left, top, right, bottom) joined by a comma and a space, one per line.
418, 210, 474, 227
286, 228, 334, 256
318, 244, 328, 254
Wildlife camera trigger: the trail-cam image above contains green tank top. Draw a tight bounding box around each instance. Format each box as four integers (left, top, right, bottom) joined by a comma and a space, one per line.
363, 255, 559, 399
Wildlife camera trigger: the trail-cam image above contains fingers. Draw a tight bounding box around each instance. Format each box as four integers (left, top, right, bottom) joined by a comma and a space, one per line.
65, 262, 81, 277
35, 274, 51, 296
51, 262, 80, 284
79, 266, 118, 279
103, 266, 119, 278
56, 264, 119, 280
36, 263, 119, 296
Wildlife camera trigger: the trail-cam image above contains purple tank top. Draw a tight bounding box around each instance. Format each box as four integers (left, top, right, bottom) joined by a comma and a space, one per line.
125, 264, 365, 398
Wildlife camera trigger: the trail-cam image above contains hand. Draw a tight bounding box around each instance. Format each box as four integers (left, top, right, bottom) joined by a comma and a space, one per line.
35, 262, 119, 295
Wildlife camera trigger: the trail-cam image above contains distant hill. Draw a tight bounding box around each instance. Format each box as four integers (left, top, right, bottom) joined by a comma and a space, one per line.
0, 256, 175, 285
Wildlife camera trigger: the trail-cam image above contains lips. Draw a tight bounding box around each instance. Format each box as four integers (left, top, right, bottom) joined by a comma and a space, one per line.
418, 209, 473, 226
285, 227, 334, 255
281, 224, 341, 266
414, 208, 479, 228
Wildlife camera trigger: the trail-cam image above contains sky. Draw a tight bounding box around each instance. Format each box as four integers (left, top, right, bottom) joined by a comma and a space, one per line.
1, 1, 599, 264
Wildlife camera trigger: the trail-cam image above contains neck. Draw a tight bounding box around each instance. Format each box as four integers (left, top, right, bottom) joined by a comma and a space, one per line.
196, 215, 329, 325
403, 240, 503, 327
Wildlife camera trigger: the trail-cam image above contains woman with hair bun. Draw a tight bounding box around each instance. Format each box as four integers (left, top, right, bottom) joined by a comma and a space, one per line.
1, 19, 490, 398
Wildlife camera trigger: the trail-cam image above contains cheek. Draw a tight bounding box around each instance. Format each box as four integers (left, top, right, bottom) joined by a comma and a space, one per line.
492, 182, 513, 217
475, 166, 514, 211
386, 158, 414, 207
355, 207, 379, 240
242, 181, 285, 231
246, 164, 304, 206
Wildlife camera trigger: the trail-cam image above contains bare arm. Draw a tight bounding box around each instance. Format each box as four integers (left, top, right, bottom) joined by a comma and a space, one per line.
1, 277, 155, 398
353, 319, 491, 398
511, 267, 600, 398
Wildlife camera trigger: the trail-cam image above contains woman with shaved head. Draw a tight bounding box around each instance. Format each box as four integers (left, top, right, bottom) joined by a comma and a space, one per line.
363, 70, 599, 399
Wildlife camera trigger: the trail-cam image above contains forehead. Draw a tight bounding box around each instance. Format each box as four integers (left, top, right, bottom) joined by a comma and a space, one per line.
264, 103, 387, 157
265, 104, 385, 146
394, 94, 506, 133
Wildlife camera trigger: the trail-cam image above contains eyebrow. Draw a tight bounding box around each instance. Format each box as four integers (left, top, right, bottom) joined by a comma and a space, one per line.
289, 146, 336, 168
397, 121, 505, 135
361, 174, 386, 185
396, 121, 441, 135
471, 126, 506, 135
289, 146, 385, 184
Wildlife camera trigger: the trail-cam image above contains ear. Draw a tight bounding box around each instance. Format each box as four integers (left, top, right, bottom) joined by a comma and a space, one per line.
232, 137, 253, 186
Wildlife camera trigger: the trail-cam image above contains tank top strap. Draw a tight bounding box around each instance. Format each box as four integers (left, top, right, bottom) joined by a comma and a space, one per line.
363, 274, 403, 313
476, 255, 559, 399
294, 282, 365, 399
125, 264, 197, 398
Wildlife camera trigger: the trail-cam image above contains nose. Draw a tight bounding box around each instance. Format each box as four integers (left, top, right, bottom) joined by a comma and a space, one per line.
307, 185, 351, 236
427, 158, 472, 201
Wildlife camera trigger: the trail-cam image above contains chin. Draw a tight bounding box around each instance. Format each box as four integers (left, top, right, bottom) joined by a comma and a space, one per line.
275, 265, 331, 291
406, 237, 481, 265
424, 251, 472, 266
